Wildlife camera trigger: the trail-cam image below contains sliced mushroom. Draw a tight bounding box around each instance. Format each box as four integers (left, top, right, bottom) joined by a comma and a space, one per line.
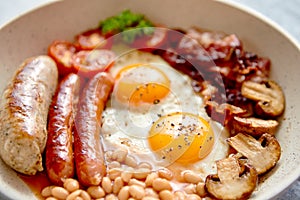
205, 156, 258, 200
232, 116, 279, 136
227, 133, 281, 174
241, 80, 285, 117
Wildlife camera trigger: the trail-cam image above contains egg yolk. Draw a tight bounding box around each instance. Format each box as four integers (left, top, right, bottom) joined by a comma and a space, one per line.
148, 112, 214, 164
114, 63, 170, 105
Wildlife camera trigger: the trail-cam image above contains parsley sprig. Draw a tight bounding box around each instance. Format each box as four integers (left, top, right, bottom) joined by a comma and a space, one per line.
99, 10, 154, 43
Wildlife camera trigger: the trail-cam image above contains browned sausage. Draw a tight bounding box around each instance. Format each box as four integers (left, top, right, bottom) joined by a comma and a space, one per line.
73, 72, 114, 186
0, 55, 58, 175
45, 73, 81, 185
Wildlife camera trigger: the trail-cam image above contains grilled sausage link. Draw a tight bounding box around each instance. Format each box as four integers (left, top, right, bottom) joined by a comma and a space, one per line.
74, 72, 114, 186
46, 73, 80, 185
0, 55, 58, 175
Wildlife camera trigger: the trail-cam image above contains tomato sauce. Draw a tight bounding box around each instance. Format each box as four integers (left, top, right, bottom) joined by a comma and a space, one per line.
18, 172, 51, 200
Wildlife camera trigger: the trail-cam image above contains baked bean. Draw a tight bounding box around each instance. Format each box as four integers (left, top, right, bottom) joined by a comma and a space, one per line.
113, 177, 124, 194
128, 178, 146, 188
196, 182, 206, 197
46, 197, 58, 200
144, 188, 159, 198
142, 197, 159, 200
125, 155, 138, 167
105, 151, 114, 162
41, 186, 54, 197
66, 190, 91, 200
108, 168, 122, 180
80, 190, 91, 200
182, 170, 203, 184
152, 178, 172, 191
102, 177, 113, 193
159, 190, 174, 200
104, 150, 113, 160
118, 186, 130, 200
63, 178, 80, 192
185, 194, 201, 200
123, 166, 134, 173
66, 190, 81, 200
87, 186, 105, 198
133, 168, 151, 180
184, 184, 196, 194
121, 171, 133, 183
51, 186, 69, 199
174, 191, 185, 200
105, 194, 118, 200
145, 173, 158, 187
112, 149, 128, 163
107, 161, 121, 169
41, 158, 205, 200
138, 162, 152, 170
129, 185, 145, 199
158, 168, 173, 180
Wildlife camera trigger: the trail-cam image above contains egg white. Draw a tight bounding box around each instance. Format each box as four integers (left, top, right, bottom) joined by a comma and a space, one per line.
101, 49, 229, 179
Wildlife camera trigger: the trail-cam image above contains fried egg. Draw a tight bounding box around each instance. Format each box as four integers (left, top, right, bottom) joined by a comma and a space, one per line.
101, 49, 229, 180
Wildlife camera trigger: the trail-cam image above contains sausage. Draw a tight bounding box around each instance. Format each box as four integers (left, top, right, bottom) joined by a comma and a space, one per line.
0, 55, 58, 175
73, 72, 114, 186
46, 73, 80, 185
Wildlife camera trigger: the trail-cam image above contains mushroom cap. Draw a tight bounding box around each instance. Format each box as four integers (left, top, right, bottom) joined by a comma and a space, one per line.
227, 133, 281, 174
205, 156, 258, 200
241, 80, 285, 117
232, 116, 279, 137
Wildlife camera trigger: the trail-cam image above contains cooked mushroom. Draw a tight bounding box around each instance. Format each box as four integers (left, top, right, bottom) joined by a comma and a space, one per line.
232, 116, 279, 136
227, 133, 281, 174
205, 156, 258, 200
241, 80, 285, 117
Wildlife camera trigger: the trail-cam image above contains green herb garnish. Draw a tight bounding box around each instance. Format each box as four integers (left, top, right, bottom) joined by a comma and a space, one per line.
99, 10, 154, 43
